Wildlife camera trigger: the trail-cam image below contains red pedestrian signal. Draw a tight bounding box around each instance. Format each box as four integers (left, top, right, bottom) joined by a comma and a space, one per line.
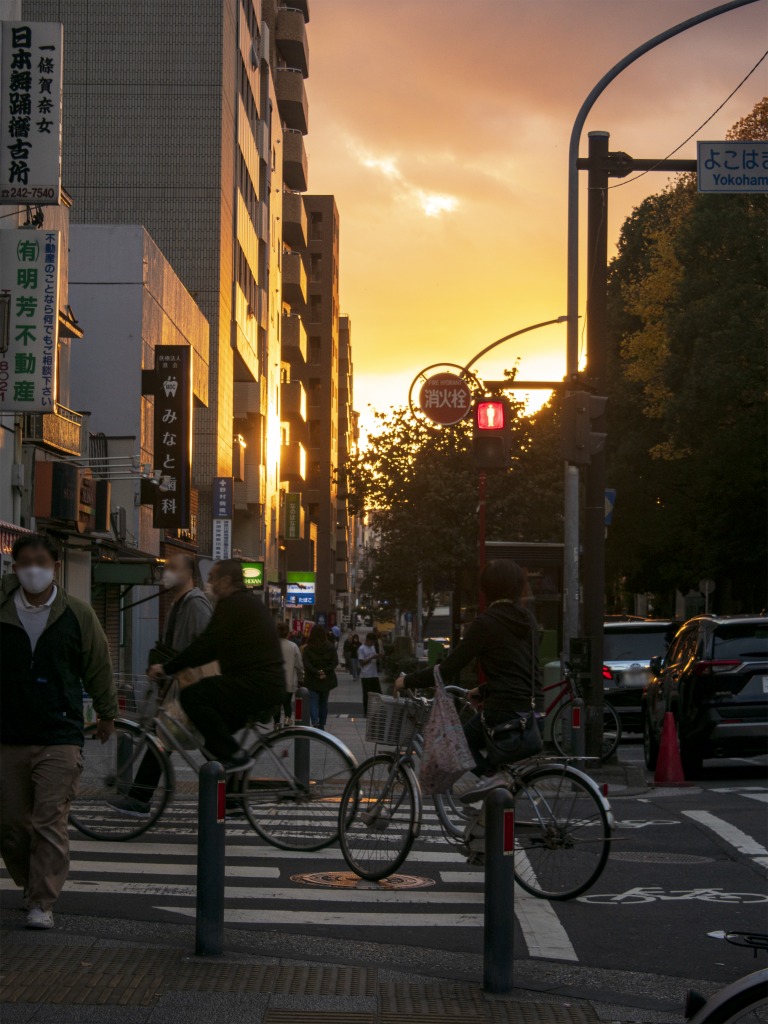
472, 397, 511, 470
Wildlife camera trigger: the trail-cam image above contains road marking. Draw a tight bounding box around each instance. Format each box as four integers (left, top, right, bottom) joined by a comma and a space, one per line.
683, 810, 768, 859
741, 793, 768, 805
155, 906, 484, 927
512, 849, 578, 961
61, 861, 279, 878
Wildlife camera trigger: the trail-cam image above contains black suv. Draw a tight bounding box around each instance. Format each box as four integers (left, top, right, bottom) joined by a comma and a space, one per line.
643, 616, 768, 777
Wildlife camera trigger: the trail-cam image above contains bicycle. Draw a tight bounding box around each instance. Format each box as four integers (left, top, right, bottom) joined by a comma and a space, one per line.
544, 663, 621, 761
685, 932, 767, 1024
338, 688, 613, 900
70, 675, 357, 850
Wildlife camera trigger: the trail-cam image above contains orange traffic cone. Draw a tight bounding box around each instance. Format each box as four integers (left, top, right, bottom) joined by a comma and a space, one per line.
654, 712, 692, 787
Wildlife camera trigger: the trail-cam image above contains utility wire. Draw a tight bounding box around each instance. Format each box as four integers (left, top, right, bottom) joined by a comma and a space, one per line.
607, 47, 768, 190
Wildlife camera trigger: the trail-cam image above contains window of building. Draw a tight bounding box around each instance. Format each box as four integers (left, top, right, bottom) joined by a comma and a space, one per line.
309, 295, 321, 324
310, 253, 323, 281
309, 211, 323, 241
308, 336, 321, 365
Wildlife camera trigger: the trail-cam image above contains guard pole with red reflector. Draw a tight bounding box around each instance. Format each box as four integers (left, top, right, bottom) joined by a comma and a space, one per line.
196, 760, 226, 956
483, 786, 515, 994
571, 697, 586, 761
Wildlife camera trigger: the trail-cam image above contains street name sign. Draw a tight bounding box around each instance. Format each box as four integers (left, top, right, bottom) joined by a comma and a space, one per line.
697, 141, 768, 194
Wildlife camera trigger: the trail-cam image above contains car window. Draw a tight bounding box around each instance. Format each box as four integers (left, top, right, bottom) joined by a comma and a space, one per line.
713, 623, 768, 660
666, 627, 697, 666
603, 629, 670, 661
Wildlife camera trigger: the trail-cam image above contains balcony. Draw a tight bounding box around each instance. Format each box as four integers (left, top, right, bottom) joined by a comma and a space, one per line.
282, 190, 307, 249
282, 250, 307, 307
282, 129, 308, 192
233, 377, 267, 420
286, 0, 310, 20
275, 68, 308, 134
280, 441, 306, 485
276, 8, 309, 77
281, 312, 307, 367
23, 404, 83, 456
281, 379, 307, 424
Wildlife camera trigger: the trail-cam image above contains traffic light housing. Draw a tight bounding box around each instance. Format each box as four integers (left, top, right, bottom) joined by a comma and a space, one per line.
472, 397, 512, 470
560, 392, 607, 465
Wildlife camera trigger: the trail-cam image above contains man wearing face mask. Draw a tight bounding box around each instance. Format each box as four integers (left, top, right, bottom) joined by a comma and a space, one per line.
148, 559, 285, 771
107, 552, 212, 817
0, 534, 116, 930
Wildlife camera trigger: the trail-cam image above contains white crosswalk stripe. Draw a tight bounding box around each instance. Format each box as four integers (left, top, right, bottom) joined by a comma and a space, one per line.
683, 809, 768, 868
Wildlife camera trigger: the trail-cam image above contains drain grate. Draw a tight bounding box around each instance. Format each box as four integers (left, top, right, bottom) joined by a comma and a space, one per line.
291, 870, 435, 890
610, 852, 715, 864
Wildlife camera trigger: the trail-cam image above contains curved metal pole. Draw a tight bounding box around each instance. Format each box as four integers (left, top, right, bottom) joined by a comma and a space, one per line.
463, 316, 567, 374
566, 0, 762, 375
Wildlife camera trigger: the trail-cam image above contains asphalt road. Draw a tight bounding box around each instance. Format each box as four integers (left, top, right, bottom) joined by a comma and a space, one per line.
2, 738, 765, 988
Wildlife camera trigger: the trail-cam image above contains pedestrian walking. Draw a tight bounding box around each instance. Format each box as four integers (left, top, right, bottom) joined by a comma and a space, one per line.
357, 632, 382, 715
302, 624, 338, 729
148, 559, 285, 770
108, 552, 212, 817
0, 534, 117, 930
343, 632, 362, 679
276, 621, 304, 725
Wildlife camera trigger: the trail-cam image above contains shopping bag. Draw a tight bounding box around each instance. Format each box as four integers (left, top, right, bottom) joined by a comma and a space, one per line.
418, 667, 476, 796
161, 679, 205, 750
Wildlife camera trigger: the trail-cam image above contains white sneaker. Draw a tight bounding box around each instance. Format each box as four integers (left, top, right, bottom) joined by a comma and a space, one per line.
459, 773, 509, 804
26, 904, 54, 929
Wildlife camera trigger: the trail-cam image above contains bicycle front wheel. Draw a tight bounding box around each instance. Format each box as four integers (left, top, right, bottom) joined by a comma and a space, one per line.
688, 969, 768, 1024
69, 720, 172, 840
513, 764, 610, 900
243, 727, 356, 851
338, 754, 419, 881
551, 700, 621, 761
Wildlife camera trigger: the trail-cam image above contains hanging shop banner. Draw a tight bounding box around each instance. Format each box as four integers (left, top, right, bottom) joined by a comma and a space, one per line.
152, 346, 192, 530
0, 228, 59, 411
0, 22, 63, 204
242, 561, 264, 589
285, 491, 301, 540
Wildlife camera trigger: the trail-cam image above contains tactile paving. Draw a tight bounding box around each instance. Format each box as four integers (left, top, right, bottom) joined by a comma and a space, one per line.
272, 964, 376, 996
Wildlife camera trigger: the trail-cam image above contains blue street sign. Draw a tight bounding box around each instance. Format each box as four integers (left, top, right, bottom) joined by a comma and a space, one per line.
604, 488, 617, 526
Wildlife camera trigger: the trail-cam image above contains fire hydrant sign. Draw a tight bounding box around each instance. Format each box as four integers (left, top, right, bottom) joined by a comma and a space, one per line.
0, 228, 59, 411
0, 22, 63, 204
697, 141, 768, 194
418, 372, 471, 426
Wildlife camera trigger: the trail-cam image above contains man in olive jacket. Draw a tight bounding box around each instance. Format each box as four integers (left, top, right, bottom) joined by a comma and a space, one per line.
0, 534, 117, 930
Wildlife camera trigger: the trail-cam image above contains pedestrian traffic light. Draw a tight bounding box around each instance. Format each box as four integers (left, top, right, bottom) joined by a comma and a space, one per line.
560, 392, 608, 465
472, 397, 512, 470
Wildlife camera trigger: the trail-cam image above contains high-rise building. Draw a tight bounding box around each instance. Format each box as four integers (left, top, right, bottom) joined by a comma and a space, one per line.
22, 0, 310, 589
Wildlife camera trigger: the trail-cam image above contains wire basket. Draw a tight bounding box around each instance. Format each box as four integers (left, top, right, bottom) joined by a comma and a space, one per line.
366, 694, 429, 748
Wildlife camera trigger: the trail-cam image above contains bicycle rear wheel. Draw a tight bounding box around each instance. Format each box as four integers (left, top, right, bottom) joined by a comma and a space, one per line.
513, 764, 610, 900
687, 969, 768, 1024
242, 727, 355, 851
69, 721, 172, 840
551, 700, 621, 761
338, 754, 418, 881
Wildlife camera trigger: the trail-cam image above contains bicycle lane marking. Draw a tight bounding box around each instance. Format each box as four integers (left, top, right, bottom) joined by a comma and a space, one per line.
682, 810, 768, 868
577, 886, 768, 905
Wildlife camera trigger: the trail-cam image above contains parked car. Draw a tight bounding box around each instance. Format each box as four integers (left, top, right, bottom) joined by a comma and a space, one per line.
603, 620, 678, 732
643, 615, 768, 777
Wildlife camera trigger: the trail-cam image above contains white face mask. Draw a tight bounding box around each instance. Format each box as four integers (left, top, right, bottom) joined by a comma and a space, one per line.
161, 569, 180, 589
16, 565, 55, 595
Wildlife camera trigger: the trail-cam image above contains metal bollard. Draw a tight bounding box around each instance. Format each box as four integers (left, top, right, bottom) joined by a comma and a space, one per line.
195, 761, 226, 956
294, 686, 311, 787
483, 787, 515, 993
571, 698, 586, 760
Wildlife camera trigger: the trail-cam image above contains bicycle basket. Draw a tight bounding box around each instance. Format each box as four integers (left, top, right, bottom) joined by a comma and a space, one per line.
366, 694, 426, 747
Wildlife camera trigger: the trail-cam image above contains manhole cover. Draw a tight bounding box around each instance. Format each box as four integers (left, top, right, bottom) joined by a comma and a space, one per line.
291, 871, 435, 891
611, 852, 715, 864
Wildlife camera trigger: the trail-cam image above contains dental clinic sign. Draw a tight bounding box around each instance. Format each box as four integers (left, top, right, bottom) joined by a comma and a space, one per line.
0, 22, 63, 204
0, 228, 59, 411
152, 346, 192, 530
697, 141, 768, 194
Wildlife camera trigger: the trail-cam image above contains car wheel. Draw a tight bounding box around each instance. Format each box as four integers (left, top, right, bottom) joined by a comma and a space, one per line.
643, 708, 659, 771
676, 720, 703, 779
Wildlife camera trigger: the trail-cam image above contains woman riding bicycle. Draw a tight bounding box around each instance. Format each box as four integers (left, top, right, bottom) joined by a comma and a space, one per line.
399, 559, 543, 785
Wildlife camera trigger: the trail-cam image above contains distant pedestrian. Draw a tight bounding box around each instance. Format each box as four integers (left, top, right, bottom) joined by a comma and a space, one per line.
276, 621, 304, 725
344, 632, 362, 680
357, 632, 382, 716
302, 625, 338, 729
0, 534, 117, 930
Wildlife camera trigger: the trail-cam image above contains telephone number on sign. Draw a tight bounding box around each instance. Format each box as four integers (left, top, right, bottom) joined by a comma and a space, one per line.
0, 187, 56, 199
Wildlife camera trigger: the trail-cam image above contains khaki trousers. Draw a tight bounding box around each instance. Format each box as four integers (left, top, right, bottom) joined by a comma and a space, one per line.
0, 744, 82, 910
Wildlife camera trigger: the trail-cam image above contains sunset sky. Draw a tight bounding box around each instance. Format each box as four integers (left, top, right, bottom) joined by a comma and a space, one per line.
305, 0, 767, 432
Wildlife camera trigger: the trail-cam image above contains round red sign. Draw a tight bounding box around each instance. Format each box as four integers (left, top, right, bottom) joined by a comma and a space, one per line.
418, 372, 472, 426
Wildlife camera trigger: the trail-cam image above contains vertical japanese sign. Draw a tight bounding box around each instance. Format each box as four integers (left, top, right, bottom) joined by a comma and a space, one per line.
0, 228, 59, 411
152, 346, 192, 530
285, 492, 301, 540
211, 476, 233, 561
0, 22, 63, 204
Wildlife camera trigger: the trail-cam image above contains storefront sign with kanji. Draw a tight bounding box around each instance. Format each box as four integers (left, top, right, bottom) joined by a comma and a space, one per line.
0, 228, 59, 411
152, 346, 192, 530
0, 22, 63, 204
